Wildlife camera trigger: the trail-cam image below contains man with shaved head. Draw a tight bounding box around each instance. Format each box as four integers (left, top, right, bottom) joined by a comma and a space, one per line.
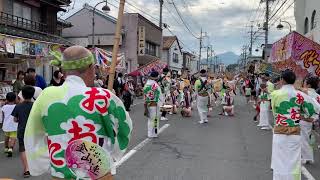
24, 46, 132, 179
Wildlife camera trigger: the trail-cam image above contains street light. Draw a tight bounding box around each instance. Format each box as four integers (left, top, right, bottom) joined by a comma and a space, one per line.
277, 19, 292, 32
92, 1, 111, 49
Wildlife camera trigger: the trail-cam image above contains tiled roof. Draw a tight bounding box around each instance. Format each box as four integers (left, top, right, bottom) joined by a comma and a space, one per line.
163, 36, 177, 50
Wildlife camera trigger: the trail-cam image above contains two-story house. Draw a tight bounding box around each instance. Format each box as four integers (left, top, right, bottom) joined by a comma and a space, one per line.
63, 3, 119, 51
182, 51, 196, 71
124, 13, 162, 72
63, 4, 162, 73
162, 36, 183, 75
0, 0, 72, 83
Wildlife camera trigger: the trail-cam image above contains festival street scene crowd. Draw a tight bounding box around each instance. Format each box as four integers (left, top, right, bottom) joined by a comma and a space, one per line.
1, 0, 320, 180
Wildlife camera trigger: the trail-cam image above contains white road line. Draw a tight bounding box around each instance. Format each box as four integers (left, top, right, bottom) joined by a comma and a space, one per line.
0, 141, 4, 144
268, 126, 316, 180
115, 123, 170, 168
302, 166, 316, 180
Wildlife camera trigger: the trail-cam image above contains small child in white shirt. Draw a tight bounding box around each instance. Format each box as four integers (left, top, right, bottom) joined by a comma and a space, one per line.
2, 92, 17, 157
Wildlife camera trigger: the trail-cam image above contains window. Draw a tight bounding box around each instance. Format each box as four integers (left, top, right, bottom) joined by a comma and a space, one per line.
145, 42, 157, 57
13, 2, 31, 20
305, 17, 309, 34
173, 53, 179, 63
311, 10, 317, 30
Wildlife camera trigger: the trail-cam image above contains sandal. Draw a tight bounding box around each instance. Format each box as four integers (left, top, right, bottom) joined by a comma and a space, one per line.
23, 171, 31, 178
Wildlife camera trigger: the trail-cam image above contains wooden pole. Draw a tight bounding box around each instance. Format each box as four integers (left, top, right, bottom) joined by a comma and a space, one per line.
108, 0, 125, 90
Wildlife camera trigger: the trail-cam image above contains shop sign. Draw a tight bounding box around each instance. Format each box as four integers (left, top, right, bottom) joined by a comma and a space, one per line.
22, 41, 29, 55
5, 38, 15, 54
15, 40, 23, 54
0, 34, 63, 57
138, 26, 145, 56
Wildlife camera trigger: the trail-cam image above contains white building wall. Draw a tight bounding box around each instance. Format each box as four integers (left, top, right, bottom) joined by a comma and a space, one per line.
168, 41, 183, 72
190, 60, 198, 74
295, 0, 320, 43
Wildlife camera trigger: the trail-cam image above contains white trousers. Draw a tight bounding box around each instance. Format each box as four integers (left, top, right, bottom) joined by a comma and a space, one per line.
272, 134, 301, 180
258, 102, 270, 127
147, 106, 160, 138
197, 95, 208, 122
300, 121, 314, 162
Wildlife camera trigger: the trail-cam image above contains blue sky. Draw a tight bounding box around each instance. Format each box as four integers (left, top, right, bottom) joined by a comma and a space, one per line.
61, 0, 295, 55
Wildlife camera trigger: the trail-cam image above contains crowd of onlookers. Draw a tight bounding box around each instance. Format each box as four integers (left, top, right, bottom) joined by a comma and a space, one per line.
0, 68, 67, 177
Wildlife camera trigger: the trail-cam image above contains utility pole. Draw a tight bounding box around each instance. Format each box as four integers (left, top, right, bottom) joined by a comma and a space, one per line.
206, 46, 210, 71
159, 0, 164, 60
198, 28, 207, 71
214, 56, 217, 73
198, 28, 203, 71
159, 0, 164, 28
263, 0, 271, 61
249, 23, 254, 56
210, 49, 214, 72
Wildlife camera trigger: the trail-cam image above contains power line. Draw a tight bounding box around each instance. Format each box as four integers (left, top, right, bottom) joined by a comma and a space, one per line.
269, 0, 290, 21
270, 0, 295, 26
168, 0, 199, 39
269, 0, 282, 17
166, 26, 198, 54
121, 0, 160, 22
163, 3, 189, 32
179, 0, 201, 28
117, 0, 198, 53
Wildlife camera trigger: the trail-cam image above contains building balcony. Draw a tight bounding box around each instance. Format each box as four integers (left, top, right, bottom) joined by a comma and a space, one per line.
0, 11, 48, 34
0, 11, 72, 45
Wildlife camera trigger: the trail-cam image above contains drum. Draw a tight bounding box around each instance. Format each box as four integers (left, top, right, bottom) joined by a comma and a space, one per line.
160, 105, 173, 112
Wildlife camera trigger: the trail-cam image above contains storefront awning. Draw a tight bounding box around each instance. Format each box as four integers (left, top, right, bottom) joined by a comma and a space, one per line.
129, 59, 167, 76
270, 31, 320, 78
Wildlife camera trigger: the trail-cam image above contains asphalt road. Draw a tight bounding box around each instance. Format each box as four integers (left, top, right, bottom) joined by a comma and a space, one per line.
0, 96, 319, 180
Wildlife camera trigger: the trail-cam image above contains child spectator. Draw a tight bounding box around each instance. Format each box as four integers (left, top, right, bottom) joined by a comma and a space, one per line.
18, 75, 42, 103
2, 92, 17, 157
12, 86, 35, 178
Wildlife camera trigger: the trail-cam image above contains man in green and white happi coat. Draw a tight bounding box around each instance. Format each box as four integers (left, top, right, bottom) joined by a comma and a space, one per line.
24, 46, 133, 180
144, 71, 163, 138
300, 76, 320, 164
270, 70, 320, 180
194, 69, 210, 124
158, 67, 171, 121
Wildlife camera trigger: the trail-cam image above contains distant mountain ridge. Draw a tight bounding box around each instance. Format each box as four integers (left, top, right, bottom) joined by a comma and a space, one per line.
200, 51, 239, 65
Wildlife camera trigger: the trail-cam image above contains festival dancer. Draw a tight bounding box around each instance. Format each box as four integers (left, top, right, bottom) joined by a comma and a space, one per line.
257, 84, 271, 130
144, 71, 162, 138
220, 87, 234, 116
180, 86, 192, 117
265, 73, 275, 93
24, 46, 132, 179
178, 73, 192, 117
167, 85, 179, 114
206, 75, 214, 116
159, 68, 171, 121
270, 70, 320, 180
194, 69, 210, 124
300, 76, 320, 164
